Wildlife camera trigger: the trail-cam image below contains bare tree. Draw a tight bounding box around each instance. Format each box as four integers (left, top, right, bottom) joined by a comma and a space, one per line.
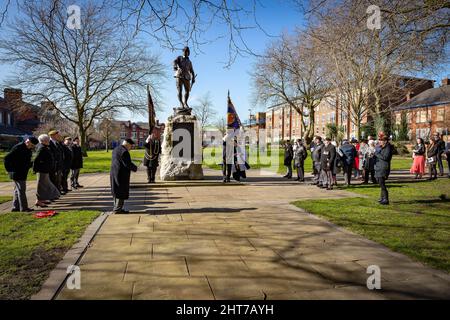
252, 31, 330, 144
0, 0, 273, 67
98, 111, 120, 152
309, 0, 448, 138
0, 0, 164, 153
213, 117, 227, 137
192, 92, 217, 135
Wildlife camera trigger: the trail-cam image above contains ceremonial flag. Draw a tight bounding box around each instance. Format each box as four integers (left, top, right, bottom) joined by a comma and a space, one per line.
147, 85, 156, 132
227, 91, 241, 130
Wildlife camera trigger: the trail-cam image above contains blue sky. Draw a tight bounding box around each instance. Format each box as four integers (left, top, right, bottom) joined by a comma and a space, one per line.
0, 1, 448, 125
0, 0, 303, 124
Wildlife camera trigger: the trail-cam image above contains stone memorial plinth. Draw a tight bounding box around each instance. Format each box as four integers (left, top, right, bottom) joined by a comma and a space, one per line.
159, 112, 204, 181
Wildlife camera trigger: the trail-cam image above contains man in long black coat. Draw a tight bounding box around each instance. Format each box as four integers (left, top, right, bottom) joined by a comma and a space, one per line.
283, 140, 294, 179
144, 128, 161, 183
48, 130, 64, 192
110, 139, 138, 213
319, 137, 336, 190
374, 136, 393, 205
4, 137, 39, 212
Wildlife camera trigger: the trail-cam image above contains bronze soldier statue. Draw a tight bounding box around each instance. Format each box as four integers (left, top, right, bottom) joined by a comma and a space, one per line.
173, 46, 196, 113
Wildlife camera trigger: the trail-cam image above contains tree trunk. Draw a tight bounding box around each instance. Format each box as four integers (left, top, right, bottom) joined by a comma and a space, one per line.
105, 135, 109, 153
79, 126, 88, 157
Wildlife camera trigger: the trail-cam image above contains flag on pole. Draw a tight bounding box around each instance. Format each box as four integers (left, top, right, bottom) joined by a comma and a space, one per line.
227, 91, 241, 130
147, 85, 156, 132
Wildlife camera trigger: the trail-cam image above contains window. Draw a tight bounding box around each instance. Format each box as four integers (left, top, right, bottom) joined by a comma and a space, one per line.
437, 108, 445, 121
0, 112, 3, 125
7, 113, 12, 126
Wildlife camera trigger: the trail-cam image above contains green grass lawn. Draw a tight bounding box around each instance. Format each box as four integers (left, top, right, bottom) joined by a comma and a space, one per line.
0, 149, 145, 182
203, 146, 413, 174
0, 210, 100, 299
0, 196, 12, 204
293, 179, 450, 272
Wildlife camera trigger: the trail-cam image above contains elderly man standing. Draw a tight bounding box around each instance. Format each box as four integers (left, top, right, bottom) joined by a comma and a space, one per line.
48, 130, 64, 193
4, 137, 39, 212
110, 139, 138, 214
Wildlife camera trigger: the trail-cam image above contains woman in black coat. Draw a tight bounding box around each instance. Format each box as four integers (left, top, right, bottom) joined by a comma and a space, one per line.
110, 140, 138, 213
70, 137, 84, 189
374, 137, 393, 205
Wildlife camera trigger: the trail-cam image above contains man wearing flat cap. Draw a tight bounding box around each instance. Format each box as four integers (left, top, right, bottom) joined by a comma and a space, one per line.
4, 137, 39, 212
110, 139, 138, 214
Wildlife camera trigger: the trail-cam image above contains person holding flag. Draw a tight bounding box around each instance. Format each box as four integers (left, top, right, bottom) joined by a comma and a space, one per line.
144, 86, 162, 183
222, 92, 248, 182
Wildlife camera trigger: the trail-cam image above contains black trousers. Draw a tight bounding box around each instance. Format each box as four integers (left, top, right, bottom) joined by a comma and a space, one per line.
61, 168, 70, 191
147, 166, 158, 182
296, 162, 305, 181
378, 176, 388, 201
222, 164, 232, 180
429, 163, 437, 179
436, 153, 444, 175
50, 170, 62, 191
364, 168, 376, 184
343, 164, 352, 185
71, 168, 80, 186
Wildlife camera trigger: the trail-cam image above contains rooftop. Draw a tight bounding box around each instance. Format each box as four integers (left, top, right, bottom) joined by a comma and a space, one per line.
394, 85, 450, 111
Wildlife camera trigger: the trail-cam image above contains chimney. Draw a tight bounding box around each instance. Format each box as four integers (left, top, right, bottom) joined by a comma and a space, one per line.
4, 88, 23, 107
441, 78, 450, 86
41, 101, 55, 110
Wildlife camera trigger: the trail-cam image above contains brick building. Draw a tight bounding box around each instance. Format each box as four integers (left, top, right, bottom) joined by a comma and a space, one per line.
265, 103, 304, 143
392, 78, 450, 140
0, 88, 41, 148
312, 75, 434, 139
114, 120, 165, 147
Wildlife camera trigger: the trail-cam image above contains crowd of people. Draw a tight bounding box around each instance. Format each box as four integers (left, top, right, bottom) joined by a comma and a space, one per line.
283, 133, 393, 205
4, 130, 83, 212
281, 131, 449, 205
410, 132, 449, 180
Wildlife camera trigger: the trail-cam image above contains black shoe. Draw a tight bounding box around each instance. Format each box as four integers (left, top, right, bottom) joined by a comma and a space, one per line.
60, 191, 66, 195
113, 210, 129, 214
22, 208, 34, 212
76, 185, 84, 188
226, 178, 231, 182
379, 200, 389, 205
11, 208, 20, 212
282, 174, 289, 178
294, 178, 300, 181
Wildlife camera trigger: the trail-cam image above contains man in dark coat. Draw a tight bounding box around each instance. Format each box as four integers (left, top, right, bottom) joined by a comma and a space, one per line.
70, 137, 83, 189
61, 137, 73, 193
110, 139, 138, 213
319, 137, 336, 190
374, 136, 393, 205
48, 130, 64, 192
311, 136, 323, 185
283, 140, 294, 179
339, 139, 357, 186
144, 128, 161, 183
434, 132, 446, 176
4, 137, 39, 212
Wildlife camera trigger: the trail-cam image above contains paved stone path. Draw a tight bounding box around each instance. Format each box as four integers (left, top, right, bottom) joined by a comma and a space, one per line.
30, 166, 446, 300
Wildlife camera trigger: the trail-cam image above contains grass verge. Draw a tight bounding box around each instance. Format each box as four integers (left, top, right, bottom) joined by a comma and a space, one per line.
0, 210, 100, 299
293, 179, 450, 272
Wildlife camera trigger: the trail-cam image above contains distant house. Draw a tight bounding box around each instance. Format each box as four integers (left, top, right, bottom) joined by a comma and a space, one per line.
393, 78, 450, 140
0, 88, 41, 149
113, 120, 165, 147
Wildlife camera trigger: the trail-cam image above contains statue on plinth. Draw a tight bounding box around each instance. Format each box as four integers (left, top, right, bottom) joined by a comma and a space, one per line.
173, 46, 196, 116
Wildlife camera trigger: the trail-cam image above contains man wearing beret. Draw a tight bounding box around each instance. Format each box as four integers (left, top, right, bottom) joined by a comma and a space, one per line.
4, 137, 39, 212
110, 139, 138, 213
